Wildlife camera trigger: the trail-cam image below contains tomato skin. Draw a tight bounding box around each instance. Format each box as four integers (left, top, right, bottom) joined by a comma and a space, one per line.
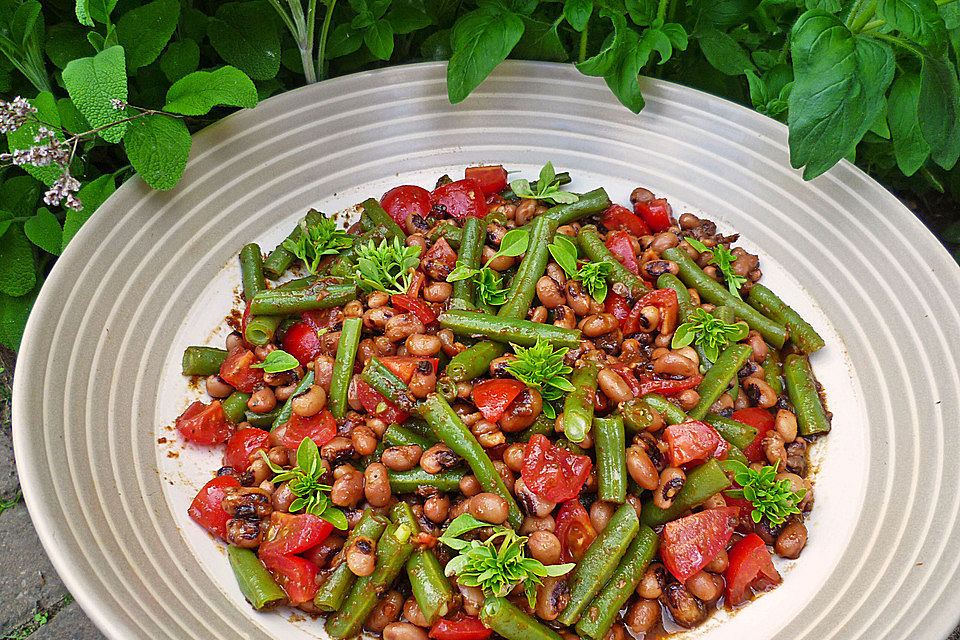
176, 400, 232, 445
223, 427, 270, 472
392, 294, 438, 324
636, 374, 703, 397
429, 616, 492, 640
379, 355, 440, 382
605, 292, 632, 325
261, 512, 334, 558
661, 507, 740, 581
555, 499, 598, 562
188, 475, 240, 539
219, 348, 264, 393
604, 229, 640, 275
355, 378, 410, 423
431, 178, 487, 219
734, 408, 776, 462
262, 552, 319, 604
282, 321, 322, 367
725, 533, 781, 605
422, 237, 458, 275
465, 165, 508, 196
601, 204, 651, 237
521, 434, 593, 503
380, 185, 432, 227
301, 308, 342, 333
623, 288, 680, 335
471, 379, 526, 423
633, 198, 674, 232
664, 420, 728, 466
280, 409, 337, 450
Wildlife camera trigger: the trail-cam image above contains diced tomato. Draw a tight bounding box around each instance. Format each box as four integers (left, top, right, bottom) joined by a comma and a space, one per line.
355, 378, 410, 423
521, 434, 593, 503
380, 184, 432, 227
431, 178, 487, 219
430, 615, 492, 640
261, 512, 334, 558
241, 301, 253, 346
280, 409, 337, 449
633, 197, 674, 232
465, 165, 508, 196
392, 294, 438, 324
608, 363, 644, 397
555, 499, 598, 562
262, 553, 319, 604
601, 204, 651, 237
219, 348, 264, 393
734, 408, 777, 462
223, 427, 270, 472
422, 237, 458, 273
660, 507, 740, 581
724, 483, 755, 519
664, 420, 728, 467
379, 355, 440, 383
605, 292, 632, 325
176, 400, 232, 445
407, 270, 426, 298
635, 374, 703, 397
301, 308, 342, 333
622, 288, 679, 335
604, 229, 640, 275
725, 533, 781, 605
471, 379, 525, 423
282, 321, 322, 367
187, 475, 239, 539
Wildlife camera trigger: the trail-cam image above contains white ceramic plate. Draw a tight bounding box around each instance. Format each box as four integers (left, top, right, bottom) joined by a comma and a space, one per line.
13, 61, 960, 640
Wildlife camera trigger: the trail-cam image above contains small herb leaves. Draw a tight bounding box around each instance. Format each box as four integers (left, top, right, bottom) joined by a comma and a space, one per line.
672, 308, 749, 363
505, 338, 574, 419
251, 349, 300, 373
262, 438, 347, 530
509, 162, 579, 205
722, 460, 805, 526
282, 215, 353, 275
438, 514, 574, 608
356, 237, 421, 295
685, 237, 748, 299
447, 229, 528, 308
548, 234, 612, 302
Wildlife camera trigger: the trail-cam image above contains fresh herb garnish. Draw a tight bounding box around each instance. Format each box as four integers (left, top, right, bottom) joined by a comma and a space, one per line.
438, 514, 574, 608
250, 349, 300, 373
282, 215, 353, 274
671, 308, 749, 363
508, 162, 579, 205
505, 338, 574, 419
722, 460, 805, 526
261, 438, 347, 530
685, 237, 748, 299
447, 228, 529, 307
355, 237, 422, 295
547, 234, 612, 302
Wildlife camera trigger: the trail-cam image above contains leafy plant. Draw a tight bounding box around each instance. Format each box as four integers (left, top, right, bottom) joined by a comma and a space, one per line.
505, 337, 574, 419
509, 161, 578, 204
723, 460, 805, 526
262, 437, 347, 529
548, 233, 612, 302
251, 348, 300, 372
684, 237, 748, 299
282, 215, 353, 274
355, 235, 421, 294
672, 307, 749, 363
447, 227, 529, 307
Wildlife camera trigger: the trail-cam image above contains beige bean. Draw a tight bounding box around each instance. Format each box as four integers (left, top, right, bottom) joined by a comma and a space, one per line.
527, 530, 562, 565
247, 387, 277, 413
382, 445, 423, 471
469, 492, 509, 524
205, 375, 233, 398
685, 571, 723, 602
743, 375, 778, 409
291, 384, 326, 417
346, 535, 377, 576
537, 276, 566, 309
705, 549, 729, 573
775, 520, 808, 558
626, 445, 659, 491
661, 583, 705, 628
625, 598, 661, 635
499, 388, 542, 432
597, 368, 635, 404
653, 352, 698, 378
424, 494, 450, 523
423, 281, 452, 302
403, 597, 431, 628
654, 467, 685, 509
385, 313, 425, 343
502, 443, 526, 473
775, 409, 798, 443
590, 500, 616, 532
580, 313, 619, 338
366, 591, 404, 633
331, 468, 364, 508
638, 562, 666, 599
459, 474, 481, 497
364, 463, 391, 507
519, 515, 555, 535
482, 244, 515, 271
514, 477, 556, 517
534, 576, 569, 621
406, 333, 442, 357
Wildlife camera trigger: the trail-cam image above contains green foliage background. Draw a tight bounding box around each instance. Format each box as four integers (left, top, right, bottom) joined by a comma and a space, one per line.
1, 0, 959, 351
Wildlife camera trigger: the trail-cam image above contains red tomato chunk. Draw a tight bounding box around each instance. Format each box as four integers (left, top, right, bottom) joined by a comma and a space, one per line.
521, 434, 592, 503
188, 475, 239, 539
176, 400, 232, 445
661, 507, 739, 581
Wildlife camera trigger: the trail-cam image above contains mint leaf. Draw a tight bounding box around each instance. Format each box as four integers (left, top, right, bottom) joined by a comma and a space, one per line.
160, 38, 200, 82
385, 0, 433, 34
45, 23, 94, 69
876, 0, 947, 56
252, 349, 300, 373
62, 45, 128, 144
887, 72, 930, 177
5, 91, 64, 186
123, 114, 191, 190
447, 6, 524, 103
918, 53, 960, 169
563, 0, 592, 31
326, 23, 365, 58
164, 66, 258, 115
207, 2, 280, 80
513, 16, 567, 61
62, 174, 116, 250
0, 223, 36, 297
116, 0, 180, 70
697, 27, 755, 75
24, 208, 62, 255
364, 19, 394, 59
603, 26, 647, 113
577, 13, 627, 76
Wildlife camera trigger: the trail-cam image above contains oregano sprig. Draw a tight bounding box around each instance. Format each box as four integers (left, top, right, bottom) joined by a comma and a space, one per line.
447, 228, 529, 307
685, 237, 748, 299
509, 162, 579, 205
547, 234, 612, 302
672, 308, 749, 363
355, 236, 422, 295
282, 215, 353, 274
250, 349, 300, 373
722, 460, 805, 527
261, 438, 347, 530
505, 338, 574, 419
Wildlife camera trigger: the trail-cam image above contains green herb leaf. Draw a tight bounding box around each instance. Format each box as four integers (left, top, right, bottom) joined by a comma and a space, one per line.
495, 228, 530, 257
163, 65, 258, 116
0, 222, 36, 297
355, 236, 421, 294
251, 349, 300, 373
116, 0, 180, 70
62, 174, 116, 251
122, 113, 191, 191
23, 208, 62, 256
722, 460, 805, 526
887, 72, 930, 177
508, 162, 579, 205
62, 45, 128, 143
506, 338, 573, 405
918, 53, 960, 169
671, 308, 748, 364
576, 260, 611, 302
4, 92, 64, 186
160, 39, 201, 82
207, 1, 281, 80
281, 215, 353, 274
684, 237, 748, 299
447, 6, 524, 103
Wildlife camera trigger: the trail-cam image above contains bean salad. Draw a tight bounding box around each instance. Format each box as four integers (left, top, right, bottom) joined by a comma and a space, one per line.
174, 163, 830, 640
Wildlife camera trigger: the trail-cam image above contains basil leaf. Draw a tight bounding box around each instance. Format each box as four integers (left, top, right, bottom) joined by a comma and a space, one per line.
447, 6, 524, 103
887, 72, 930, 176
497, 228, 530, 257
918, 53, 960, 169
251, 348, 300, 372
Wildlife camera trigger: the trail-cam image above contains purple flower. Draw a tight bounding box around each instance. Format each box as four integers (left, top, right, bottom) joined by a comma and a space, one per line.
0, 97, 37, 133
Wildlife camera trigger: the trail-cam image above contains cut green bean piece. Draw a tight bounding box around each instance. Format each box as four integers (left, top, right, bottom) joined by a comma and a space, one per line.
439, 310, 581, 349
314, 509, 389, 611
328, 317, 361, 418
239, 243, 265, 303
388, 468, 466, 493
263, 209, 324, 279
245, 407, 280, 428
481, 597, 563, 640
639, 393, 688, 425
362, 357, 419, 414
563, 363, 598, 444
250, 282, 357, 315
749, 284, 825, 353
221, 391, 252, 424
181, 346, 227, 376
578, 225, 650, 296
426, 221, 462, 248
762, 349, 785, 395
446, 341, 507, 382
620, 398, 663, 433
227, 546, 286, 610
784, 354, 831, 436
383, 423, 437, 449
498, 214, 559, 320
657, 273, 697, 321
557, 504, 640, 626
272, 370, 314, 430
594, 416, 626, 503
500, 171, 571, 199
641, 459, 731, 526
451, 217, 484, 308
726, 444, 749, 464
689, 344, 752, 420
392, 502, 456, 625
541, 187, 611, 227
513, 412, 555, 442
244, 314, 281, 346
360, 197, 406, 240
703, 414, 758, 449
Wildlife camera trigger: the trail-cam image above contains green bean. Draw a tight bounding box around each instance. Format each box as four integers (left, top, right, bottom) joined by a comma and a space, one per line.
272, 370, 314, 430
620, 398, 663, 433
557, 504, 640, 626
439, 310, 581, 349
360, 197, 406, 240
639, 393, 687, 424
245, 407, 280, 428
227, 546, 286, 610
657, 273, 696, 320
392, 502, 456, 624
419, 393, 523, 528
762, 348, 785, 395
446, 341, 507, 382
578, 225, 650, 296
512, 412, 555, 442
594, 416, 626, 503
328, 317, 361, 419
748, 284, 824, 353
221, 391, 251, 424
324, 523, 415, 639
181, 346, 227, 376
388, 468, 466, 493
562, 363, 598, 444
314, 509, 389, 611
451, 217, 484, 308
263, 209, 324, 279
499, 171, 571, 199
383, 423, 437, 449
713, 305, 736, 324
239, 243, 265, 303
688, 344, 753, 420
726, 444, 749, 464
575, 525, 658, 640
426, 221, 462, 248
784, 354, 831, 436
249, 282, 357, 315
703, 414, 758, 449
662, 247, 788, 348
641, 459, 731, 526
481, 597, 563, 640
436, 376, 458, 402
327, 229, 384, 278
541, 187, 611, 227
244, 314, 281, 346
555, 438, 587, 456
361, 357, 419, 414
498, 214, 559, 320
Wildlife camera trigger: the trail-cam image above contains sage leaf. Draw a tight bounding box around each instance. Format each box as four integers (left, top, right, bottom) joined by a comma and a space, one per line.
122, 114, 191, 190
62, 45, 128, 143
164, 66, 258, 116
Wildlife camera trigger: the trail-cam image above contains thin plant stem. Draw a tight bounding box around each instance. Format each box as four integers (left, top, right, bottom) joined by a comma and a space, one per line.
317, 0, 337, 80
578, 23, 589, 63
